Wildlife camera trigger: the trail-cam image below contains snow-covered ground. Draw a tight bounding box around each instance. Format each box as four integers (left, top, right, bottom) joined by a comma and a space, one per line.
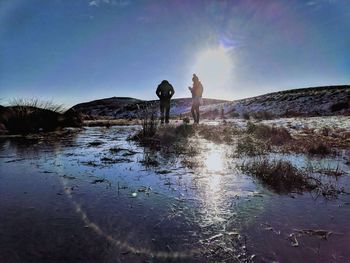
200, 86, 349, 117
73, 86, 349, 119
261, 116, 350, 131
193, 116, 350, 131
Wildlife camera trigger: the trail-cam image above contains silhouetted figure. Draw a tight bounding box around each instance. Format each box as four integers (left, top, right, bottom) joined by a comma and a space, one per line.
188, 74, 203, 124
156, 80, 175, 124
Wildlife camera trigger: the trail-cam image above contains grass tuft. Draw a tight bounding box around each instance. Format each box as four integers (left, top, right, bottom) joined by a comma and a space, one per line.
308, 143, 331, 155
236, 136, 270, 156
251, 111, 275, 120
9, 98, 65, 113
240, 159, 316, 193
246, 122, 292, 145
242, 112, 250, 120
130, 107, 158, 142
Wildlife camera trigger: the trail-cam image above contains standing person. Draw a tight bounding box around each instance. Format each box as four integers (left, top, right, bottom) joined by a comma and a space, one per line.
156, 80, 175, 124
188, 74, 203, 124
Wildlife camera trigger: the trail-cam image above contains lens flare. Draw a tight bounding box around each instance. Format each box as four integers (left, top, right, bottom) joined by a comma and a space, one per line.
191, 45, 234, 99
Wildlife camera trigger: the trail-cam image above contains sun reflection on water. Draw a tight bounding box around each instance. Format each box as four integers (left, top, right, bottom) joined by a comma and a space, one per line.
193, 141, 256, 228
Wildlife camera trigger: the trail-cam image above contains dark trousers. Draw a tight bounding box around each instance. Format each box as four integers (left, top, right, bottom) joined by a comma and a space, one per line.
191, 105, 200, 124
160, 99, 170, 123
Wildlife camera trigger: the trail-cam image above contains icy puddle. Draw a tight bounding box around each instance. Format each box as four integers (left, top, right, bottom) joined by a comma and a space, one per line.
0, 126, 350, 262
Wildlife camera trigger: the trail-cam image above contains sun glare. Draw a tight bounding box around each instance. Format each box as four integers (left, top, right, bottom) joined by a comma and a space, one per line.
191, 45, 234, 99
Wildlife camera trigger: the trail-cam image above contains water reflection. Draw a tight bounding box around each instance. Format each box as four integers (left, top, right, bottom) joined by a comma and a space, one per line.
204, 143, 225, 173
190, 141, 257, 229
0, 129, 79, 159
1, 126, 350, 262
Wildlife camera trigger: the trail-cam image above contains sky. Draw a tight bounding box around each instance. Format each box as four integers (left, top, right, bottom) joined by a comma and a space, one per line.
1, 0, 349, 107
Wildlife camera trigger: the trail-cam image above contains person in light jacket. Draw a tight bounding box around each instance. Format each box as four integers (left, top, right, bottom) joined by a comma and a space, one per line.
188, 74, 203, 124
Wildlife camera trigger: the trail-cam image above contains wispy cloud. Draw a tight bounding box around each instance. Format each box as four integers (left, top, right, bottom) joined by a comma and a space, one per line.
88, 0, 130, 8
89, 1, 98, 7
306, 1, 317, 6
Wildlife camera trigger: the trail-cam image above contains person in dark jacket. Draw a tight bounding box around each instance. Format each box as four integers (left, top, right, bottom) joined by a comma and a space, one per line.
188, 74, 203, 124
156, 80, 175, 124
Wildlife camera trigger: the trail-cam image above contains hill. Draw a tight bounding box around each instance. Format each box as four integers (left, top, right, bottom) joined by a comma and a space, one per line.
72, 97, 229, 119
209, 85, 350, 119
71, 85, 350, 119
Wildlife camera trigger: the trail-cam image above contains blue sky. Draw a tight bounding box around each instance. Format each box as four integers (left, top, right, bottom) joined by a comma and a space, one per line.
1, 0, 349, 107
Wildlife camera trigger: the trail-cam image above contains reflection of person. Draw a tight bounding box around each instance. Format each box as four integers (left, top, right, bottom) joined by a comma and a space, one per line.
156, 80, 175, 124
188, 74, 203, 124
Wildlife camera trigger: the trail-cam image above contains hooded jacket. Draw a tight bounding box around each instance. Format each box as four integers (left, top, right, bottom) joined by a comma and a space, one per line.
156, 80, 175, 100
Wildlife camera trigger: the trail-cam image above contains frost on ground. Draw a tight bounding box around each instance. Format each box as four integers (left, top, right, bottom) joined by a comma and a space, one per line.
1, 117, 350, 262
72, 85, 350, 120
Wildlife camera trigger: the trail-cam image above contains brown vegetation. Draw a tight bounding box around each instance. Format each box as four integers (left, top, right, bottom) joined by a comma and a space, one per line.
128, 119, 347, 198
236, 136, 270, 156
239, 159, 316, 193
308, 143, 332, 155
0, 99, 82, 134
196, 124, 239, 144
285, 127, 350, 154
251, 110, 276, 120
330, 101, 349, 112
246, 122, 292, 145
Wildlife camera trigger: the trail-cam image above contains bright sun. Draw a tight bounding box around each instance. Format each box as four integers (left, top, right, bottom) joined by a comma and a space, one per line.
191, 45, 233, 99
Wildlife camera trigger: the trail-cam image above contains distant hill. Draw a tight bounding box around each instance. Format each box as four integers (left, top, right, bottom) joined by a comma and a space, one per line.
211, 85, 350, 118
71, 85, 350, 119
72, 97, 228, 119
72, 97, 143, 118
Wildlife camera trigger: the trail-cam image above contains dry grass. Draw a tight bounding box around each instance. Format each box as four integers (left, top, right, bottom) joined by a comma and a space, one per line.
156, 124, 195, 146
330, 101, 349, 112
9, 98, 65, 113
243, 122, 349, 155
308, 163, 344, 177
239, 159, 316, 193
131, 123, 195, 153
251, 111, 276, 120
2, 99, 64, 134
130, 108, 159, 143
242, 112, 250, 120
239, 158, 346, 198
140, 111, 158, 138
308, 143, 332, 155
246, 122, 292, 145
284, 131, 348, 154
131, 123, 240, 147
140, 153, 160, 167
197, 124, 239, 144
312, 181, 345, 200
291, 126, 350, 150
1, 98, 82, 134
236, 135, 270, 156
